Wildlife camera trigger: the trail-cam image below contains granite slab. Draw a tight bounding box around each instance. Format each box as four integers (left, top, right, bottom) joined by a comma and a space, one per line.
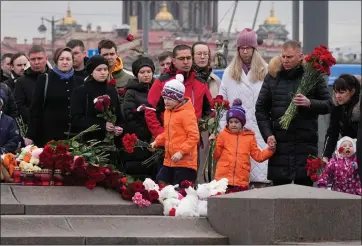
0, 184, 24, 214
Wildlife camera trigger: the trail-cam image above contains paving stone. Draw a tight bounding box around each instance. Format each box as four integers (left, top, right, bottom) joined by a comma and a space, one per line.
207, 184, 361, 245
0, 215, 84, 245
0, 215, 227, 245
10, 186, 163, 215
0, 184, 24, 215
67, 216, 227, 245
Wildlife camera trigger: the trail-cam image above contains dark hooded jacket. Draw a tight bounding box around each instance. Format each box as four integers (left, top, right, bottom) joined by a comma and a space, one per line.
70, 77, 122, 143
0, 83, 18, 118
255, 56, 333, 181
14, 63, 52, 123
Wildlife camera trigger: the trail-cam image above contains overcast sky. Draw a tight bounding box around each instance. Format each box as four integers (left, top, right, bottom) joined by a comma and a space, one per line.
1, 1, 361, 52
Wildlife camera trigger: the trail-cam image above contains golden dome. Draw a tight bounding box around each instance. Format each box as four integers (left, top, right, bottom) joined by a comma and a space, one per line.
155, 2, 174, 21
264, 6, 280, 25
61, 5, 77, 25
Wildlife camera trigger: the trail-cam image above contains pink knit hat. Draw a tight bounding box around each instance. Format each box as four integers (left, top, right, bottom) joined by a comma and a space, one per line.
236, 28, 258, 48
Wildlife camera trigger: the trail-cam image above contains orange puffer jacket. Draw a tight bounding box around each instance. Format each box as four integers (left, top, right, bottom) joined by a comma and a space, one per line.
155, 98, 200, 171
214, 128, 274, 187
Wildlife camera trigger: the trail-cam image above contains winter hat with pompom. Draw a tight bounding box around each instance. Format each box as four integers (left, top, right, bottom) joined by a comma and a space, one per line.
226, 98, 246, 126
161, 74, 185, 102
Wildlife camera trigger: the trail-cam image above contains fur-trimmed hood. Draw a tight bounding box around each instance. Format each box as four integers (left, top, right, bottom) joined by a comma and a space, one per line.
268, 56, 307, 78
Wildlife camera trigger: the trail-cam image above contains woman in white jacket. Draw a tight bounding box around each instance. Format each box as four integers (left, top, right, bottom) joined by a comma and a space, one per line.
218, 28, 269, 188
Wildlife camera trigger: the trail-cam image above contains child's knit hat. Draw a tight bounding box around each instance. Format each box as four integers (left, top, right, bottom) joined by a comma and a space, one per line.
337, 136, 357, 152
161, 74, 185, 102
226, 99, 246, 126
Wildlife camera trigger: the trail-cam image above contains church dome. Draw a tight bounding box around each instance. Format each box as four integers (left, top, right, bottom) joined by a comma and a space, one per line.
264, 6, 280, 25
61, 6, 77, 25
155, 2, 174, 21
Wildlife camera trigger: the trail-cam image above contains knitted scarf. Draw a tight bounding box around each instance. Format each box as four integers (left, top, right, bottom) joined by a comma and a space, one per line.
52, 66, 74, 80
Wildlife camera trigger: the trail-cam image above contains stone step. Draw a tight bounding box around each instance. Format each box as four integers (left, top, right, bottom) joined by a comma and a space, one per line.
1, 184, 163, 215
0, 215, 228, 245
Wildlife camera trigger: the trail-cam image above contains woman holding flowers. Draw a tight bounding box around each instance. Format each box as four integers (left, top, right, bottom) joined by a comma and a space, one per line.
323, 74, 361, 163
27, 47, 83, 146
122, 57, 156, 179
70, 55, 123, 143
255, 40, 333, 187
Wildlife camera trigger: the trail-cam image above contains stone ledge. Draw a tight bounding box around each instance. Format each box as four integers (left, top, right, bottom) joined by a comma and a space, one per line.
8, 185, 163, 215
1, 185, 24, 215
208, 184, 361, 245
0, 215, 228, 245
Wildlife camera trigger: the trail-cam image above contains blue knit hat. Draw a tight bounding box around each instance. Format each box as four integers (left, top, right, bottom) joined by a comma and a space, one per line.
226, 99, 246, 126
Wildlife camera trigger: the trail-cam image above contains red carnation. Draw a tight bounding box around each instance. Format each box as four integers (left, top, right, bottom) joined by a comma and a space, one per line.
169, 208, 176, 216
215, 95, 223, 100
131, 181, 145, 193
209, 111, 216, 118
126, 34, 134, 42
108, 78, 116, 87
118, 88, 126, 96
158, 183, 167, 191
55, 143, 69, 154
121, 188, 133, 200
338, 146, 345, 153
148, 190, 159, 202
120, 176, 127, 184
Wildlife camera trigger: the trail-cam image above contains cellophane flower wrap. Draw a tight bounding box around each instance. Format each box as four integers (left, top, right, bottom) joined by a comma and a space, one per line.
94, 95, 117, 144
306, 155, 324, 182
279, 45, 336, 130
203, 95, 230, 181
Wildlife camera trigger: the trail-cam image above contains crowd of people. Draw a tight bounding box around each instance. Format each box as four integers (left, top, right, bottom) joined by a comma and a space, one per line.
0, 28, 361, 196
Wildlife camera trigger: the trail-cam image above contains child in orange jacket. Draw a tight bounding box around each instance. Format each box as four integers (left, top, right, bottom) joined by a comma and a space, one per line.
150, 74, 200, 185
210, 99, 275, 189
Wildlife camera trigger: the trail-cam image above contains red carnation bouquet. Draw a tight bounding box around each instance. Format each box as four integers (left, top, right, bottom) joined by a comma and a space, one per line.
94, 95, 117, 144
121, 133, 150, 154
306, 155, 325, 182
203, 95, 230, 181
279, 45, 336, 130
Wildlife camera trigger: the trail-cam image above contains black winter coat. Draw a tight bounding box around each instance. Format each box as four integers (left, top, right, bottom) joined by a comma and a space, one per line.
323, 96, 360, 158
27, 70, 83, 146
122, 78, 154, 175
70, 78, 122, 143
255, 62, 333, 181
14, 66, 51, 123
3, 72, 18, 92
0, 83, 18, 119
123, 78, 153, 142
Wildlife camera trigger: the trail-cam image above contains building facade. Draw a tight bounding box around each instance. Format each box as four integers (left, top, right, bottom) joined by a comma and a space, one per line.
122, 1, 219, 34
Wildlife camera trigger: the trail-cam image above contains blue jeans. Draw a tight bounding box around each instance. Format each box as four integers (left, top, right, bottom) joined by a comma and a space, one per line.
156, 165, 197, 186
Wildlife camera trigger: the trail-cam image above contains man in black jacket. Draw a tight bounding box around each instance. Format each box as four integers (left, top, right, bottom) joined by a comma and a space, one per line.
1, 53, 13, 82
66, 39, 89, 80
3, 52, 28, 92
14, 45, 51, 124
255, 40, 333, 186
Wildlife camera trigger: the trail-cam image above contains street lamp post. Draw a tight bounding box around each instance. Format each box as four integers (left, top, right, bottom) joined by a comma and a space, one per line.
38, 16, 64, 55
